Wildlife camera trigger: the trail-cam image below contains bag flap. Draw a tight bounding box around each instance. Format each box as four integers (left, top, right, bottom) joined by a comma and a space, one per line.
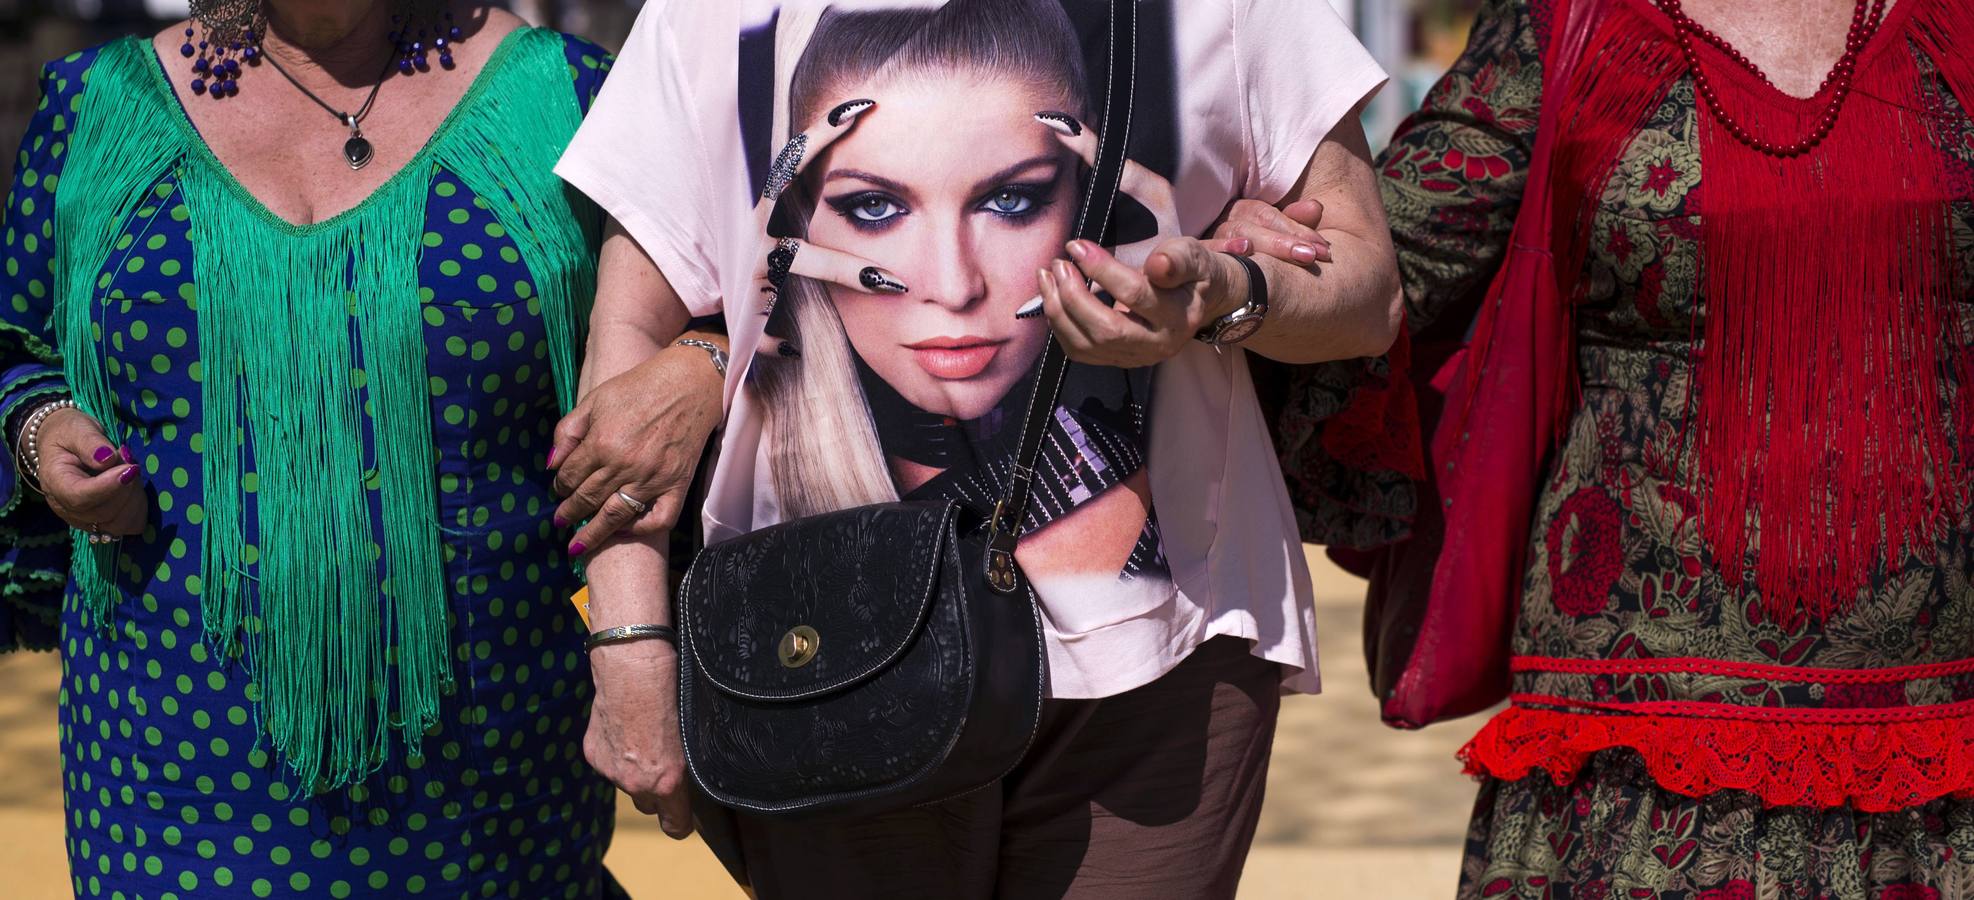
680, 501, 957, 701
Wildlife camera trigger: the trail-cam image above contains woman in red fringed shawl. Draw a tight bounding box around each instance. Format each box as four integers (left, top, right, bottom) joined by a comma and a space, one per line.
1252, 0, 1974, 894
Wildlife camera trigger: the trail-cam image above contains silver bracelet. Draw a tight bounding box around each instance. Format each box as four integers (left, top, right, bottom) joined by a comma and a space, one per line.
585, 623, 677, 652
674, 339, 729, 378
13, 398, 78, 493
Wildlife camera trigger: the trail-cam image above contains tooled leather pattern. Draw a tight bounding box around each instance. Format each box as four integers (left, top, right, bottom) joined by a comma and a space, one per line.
683, 502, 950, 699
680, 501, 974, 807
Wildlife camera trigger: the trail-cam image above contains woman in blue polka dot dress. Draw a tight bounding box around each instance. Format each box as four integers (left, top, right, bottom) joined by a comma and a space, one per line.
0, 1, 724, 896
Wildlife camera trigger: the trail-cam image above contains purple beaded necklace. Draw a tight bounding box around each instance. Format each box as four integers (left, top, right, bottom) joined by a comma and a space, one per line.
179, 3, 462, 102
177, 3, 465, 169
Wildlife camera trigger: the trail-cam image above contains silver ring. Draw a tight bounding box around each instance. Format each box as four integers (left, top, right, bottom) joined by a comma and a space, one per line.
614, 490, 650, 516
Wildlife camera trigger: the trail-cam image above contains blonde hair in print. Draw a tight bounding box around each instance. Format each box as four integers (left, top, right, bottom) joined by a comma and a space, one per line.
754, 0, 1091, 518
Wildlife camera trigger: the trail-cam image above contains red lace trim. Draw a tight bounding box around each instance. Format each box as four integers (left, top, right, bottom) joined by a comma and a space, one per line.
1461, 705, 1974, 812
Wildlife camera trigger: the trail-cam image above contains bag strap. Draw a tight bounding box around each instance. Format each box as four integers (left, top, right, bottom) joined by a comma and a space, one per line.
984, 0, 1139, 592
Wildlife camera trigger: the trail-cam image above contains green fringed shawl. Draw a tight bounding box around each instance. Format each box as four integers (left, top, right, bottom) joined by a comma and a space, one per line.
49, 30, 598, 790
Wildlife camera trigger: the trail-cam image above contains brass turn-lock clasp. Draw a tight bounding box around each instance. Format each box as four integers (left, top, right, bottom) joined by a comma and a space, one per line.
779, 625, 820, 668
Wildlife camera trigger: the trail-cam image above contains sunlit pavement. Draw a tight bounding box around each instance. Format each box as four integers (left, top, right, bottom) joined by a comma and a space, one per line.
0, 548, 1475, 898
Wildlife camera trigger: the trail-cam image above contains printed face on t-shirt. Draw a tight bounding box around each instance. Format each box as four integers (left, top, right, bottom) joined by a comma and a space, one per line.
744, 0, 1177, 598
805, 71, 1070, 422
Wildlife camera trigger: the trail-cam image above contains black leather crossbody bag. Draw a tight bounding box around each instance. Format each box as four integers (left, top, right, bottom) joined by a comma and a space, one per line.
676, 0, 1139, 820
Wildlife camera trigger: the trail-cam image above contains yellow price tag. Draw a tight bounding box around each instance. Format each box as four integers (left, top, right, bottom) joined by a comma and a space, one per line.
569, 586, 593, 629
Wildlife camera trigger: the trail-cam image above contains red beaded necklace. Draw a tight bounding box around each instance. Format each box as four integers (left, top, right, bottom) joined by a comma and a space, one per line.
1659, 0, 1889, 157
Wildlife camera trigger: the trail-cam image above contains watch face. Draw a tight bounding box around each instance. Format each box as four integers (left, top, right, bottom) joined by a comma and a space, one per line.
1214, 315, 1264, 346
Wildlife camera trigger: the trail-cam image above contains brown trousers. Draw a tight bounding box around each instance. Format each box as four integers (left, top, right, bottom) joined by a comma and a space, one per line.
695, 636, 1282, 899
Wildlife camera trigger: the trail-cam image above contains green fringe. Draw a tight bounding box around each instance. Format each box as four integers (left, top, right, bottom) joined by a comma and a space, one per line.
53, 31, 596, 790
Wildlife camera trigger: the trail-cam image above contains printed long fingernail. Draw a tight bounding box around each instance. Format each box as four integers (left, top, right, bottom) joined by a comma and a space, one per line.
761, 134, 808, 202
859, 267, 908, 294
93, 446, 115, 464
827, 98, 876, 127
756, 337, 801, 359
1015, 295, 1045, 320
118, 466, 137, 485
1034, 111, 1082, 136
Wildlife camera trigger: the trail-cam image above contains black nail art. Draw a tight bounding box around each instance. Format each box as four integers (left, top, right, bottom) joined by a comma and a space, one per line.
766, 237, 799, 290
827, 98, 875, 127
859, 267, 908, 294
1035, 111, 1082, 136
761, 133, 808, 202
760, 285, 780, 317
778, 340, 802, 359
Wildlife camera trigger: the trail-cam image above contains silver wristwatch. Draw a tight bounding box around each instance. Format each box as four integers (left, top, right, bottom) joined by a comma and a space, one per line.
674, 338, 729, 377
1196, 254, 1270, 347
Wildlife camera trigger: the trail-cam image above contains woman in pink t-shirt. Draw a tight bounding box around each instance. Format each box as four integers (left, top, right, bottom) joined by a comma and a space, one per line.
550, 0, 1401, 895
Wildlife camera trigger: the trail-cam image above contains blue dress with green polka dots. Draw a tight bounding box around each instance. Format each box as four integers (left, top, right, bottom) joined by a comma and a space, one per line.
0, 31, 629, 900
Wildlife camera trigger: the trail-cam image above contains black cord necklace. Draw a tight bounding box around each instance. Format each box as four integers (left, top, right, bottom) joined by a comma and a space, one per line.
259, 41, 396, 170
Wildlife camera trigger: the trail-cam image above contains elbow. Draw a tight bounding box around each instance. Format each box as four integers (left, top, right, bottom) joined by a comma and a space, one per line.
1353, 269, 1406, 360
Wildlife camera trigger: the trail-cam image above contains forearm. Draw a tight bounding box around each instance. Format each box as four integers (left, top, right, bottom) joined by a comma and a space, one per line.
586, 531, 673, 627
1239, 228, 1403, 364
582, 219, 724, 394
1219, 113, 1404, 365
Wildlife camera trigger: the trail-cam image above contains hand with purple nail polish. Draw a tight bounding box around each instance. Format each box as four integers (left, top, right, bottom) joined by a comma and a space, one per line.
549, 330, 727, 556
27, 406, 148, 537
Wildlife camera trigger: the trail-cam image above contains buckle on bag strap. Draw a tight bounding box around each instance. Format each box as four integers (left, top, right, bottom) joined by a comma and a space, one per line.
984, 498, 1022, 594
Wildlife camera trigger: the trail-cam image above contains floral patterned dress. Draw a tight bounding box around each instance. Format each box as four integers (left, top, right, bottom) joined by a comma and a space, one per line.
1357, 0, 1974, 896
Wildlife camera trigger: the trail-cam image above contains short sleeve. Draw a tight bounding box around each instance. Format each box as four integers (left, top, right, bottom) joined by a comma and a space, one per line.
1236, 0, 1389, 201
555, 3, 725, 317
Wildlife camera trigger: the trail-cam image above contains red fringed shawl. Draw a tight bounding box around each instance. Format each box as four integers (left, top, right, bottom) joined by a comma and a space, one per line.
1551, 0, 1974, 626
1458, 0, 1974, 810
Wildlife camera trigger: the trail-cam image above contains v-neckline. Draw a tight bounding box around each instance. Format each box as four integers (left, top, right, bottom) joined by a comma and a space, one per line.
139, 27, 530, 235
1626, 0, 1921, 110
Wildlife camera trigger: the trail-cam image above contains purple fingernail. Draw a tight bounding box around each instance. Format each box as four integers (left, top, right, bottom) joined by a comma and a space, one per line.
568, 541, 587, 557
118, 466, 137, 485
120, 446, 135, 464
94, 446, 115, 464
553, 515, 569, 529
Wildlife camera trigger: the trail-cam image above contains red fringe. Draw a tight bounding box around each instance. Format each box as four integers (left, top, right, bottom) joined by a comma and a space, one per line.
1545, 1, 1685, 437
1461, 705, 1974, 812
1683, 0, 1973, 625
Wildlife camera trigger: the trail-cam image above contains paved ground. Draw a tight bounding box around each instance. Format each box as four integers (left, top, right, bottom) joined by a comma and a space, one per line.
0, 548, 1479, 898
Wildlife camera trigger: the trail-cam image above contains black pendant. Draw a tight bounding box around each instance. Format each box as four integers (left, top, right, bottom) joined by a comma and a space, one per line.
344, 135, 374, 170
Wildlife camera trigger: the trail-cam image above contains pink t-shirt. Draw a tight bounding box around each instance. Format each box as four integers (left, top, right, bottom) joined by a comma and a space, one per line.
558, 0, 1385, 698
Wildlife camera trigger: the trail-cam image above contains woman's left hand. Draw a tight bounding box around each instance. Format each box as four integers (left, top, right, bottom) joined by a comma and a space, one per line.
549, 339, 726, 556
1038, 237, 1253, 368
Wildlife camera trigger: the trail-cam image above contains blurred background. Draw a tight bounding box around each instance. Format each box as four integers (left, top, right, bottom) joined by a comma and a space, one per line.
0, 1, 1485, 897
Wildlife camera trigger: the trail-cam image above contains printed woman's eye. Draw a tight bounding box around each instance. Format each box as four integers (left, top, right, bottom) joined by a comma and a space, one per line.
826, 191, 908, 230
977, 182, 1054, 222
853, 196, 904, 223
985, 189, 1034, 216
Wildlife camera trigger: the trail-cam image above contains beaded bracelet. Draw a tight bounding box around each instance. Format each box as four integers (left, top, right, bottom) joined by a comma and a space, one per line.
13, 398, 77, 494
